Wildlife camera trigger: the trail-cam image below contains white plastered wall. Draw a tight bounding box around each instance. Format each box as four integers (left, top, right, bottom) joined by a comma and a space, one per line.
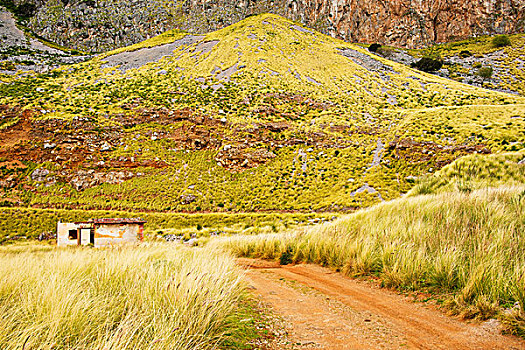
56, 222, 79, 247
94, 224, 140, 247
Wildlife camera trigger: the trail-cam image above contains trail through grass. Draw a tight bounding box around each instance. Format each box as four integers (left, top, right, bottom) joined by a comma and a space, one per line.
220, 185, 525, 336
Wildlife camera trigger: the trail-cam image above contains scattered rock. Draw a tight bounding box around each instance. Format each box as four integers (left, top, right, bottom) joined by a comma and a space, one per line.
185, 238, 198, 246
405, 175, 418, 183
100, 141, 112, 151
181, 194, 197, 204
31, 168, 50, 182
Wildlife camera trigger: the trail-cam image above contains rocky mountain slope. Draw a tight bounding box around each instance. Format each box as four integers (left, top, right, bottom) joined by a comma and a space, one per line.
22, 0, 525, 52
422, 33, 525, 96
376, 33, 525, 96
0, 6, 89, 74
1, 14, 524, 213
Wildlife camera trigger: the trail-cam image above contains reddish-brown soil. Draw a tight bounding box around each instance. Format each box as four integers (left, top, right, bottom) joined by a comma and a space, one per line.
238, 259, 525, 350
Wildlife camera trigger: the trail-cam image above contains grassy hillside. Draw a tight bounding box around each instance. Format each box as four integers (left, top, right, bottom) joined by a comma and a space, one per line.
1, 14, 525, 212
409, 150, 525, 196
0, 243, 268, 349
220, 184, 525, 336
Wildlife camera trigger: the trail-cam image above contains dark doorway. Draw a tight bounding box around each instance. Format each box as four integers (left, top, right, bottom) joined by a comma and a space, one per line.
90, 232, 95, 245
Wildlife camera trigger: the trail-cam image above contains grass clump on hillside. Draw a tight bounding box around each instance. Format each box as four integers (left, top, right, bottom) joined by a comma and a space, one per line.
220, 185, 525, 335
0, 244, 263, 349
409, 151, 525, 196
492, 35, 512, 48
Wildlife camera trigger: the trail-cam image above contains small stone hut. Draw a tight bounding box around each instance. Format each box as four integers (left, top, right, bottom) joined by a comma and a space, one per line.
57, 218, 146, 248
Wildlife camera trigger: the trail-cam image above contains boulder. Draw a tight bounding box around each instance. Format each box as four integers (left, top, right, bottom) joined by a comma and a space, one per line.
181, 194, 197, 204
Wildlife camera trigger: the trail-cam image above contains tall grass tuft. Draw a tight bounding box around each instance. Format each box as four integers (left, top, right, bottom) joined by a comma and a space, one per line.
220, 185, 525, 335
0, 244, 246, 349
409, 151, 525, 196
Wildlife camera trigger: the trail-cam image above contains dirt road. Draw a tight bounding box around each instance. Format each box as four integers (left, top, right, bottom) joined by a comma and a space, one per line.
239, 259, 525, 350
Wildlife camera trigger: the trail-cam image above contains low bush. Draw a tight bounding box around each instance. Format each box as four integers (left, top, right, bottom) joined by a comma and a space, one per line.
492, 35, 511, 48
411, 56, 443, 72
368, 43, 381, 53
477, 66, 493, 81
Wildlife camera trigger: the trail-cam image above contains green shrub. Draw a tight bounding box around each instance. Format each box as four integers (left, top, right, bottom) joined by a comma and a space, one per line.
492, 35, 511, 48
368, 43, 381, 53
377, 46, 394, 58
477, 66, 494, 81
411, 56, 443, 72
279, 245, 294, 265
0, 61, 16, 71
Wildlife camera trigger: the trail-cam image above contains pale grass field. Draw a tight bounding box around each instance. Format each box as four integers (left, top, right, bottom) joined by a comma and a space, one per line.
219, 185, 525, 336
0, 243, 247, 350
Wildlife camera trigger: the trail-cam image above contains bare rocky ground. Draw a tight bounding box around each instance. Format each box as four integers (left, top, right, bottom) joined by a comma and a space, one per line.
101, 35, 204, 71
238, 259, 525, 350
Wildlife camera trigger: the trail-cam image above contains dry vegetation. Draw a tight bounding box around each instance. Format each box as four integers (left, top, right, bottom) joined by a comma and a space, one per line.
219, 152, 525, 336
220, 185, 525, 335
1, 10, 525, 348
0, 243, 265, 349
409, 151, 525, 196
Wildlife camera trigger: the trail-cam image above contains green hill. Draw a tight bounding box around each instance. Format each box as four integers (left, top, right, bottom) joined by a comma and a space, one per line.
1, 14, 525, 212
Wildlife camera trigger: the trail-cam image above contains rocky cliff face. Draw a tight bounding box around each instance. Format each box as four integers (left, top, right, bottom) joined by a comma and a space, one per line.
21, 0, 525, 52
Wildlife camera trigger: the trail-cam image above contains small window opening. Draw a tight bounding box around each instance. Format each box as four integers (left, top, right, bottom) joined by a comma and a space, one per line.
68, 229, 78, 240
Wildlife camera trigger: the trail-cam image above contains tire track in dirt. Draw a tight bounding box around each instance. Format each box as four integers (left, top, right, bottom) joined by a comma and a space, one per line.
239, 259, 525, 350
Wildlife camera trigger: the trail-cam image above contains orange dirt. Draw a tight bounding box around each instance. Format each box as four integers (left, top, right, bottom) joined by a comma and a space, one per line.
238, 259, 525, 350
0, 111, 32, 150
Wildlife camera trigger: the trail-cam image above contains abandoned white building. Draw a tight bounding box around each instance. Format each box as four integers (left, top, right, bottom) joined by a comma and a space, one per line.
57, 218, 146, 247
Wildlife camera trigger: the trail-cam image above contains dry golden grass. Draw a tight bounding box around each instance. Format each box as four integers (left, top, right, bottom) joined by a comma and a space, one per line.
408, 151, 525, 196
0, 243, 248, 349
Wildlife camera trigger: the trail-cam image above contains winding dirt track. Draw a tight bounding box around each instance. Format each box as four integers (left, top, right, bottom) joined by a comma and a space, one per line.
238, 259, 525, 350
